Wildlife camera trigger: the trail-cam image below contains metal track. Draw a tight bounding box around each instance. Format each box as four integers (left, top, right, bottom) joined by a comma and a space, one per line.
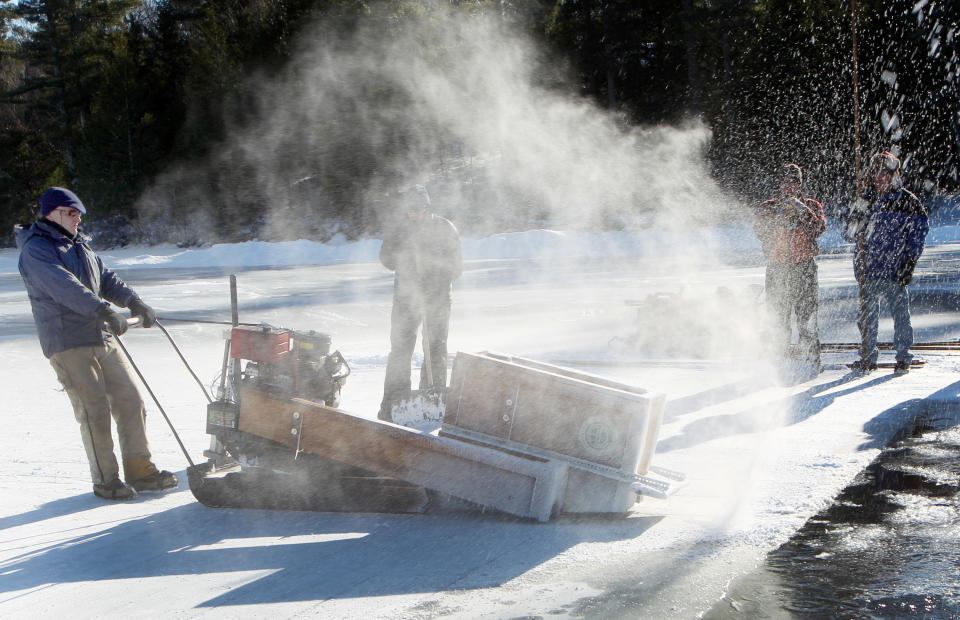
822, 341, 960, 351
188, 464, 429, 513
439, 426, 680, 499
187, 436, 430, 514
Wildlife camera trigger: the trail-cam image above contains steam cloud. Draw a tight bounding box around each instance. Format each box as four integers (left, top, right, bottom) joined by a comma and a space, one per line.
136, 2, 774, 375
136, 3, 740, 243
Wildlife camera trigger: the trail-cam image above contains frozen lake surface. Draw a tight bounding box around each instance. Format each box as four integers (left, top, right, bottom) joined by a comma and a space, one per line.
1, 228, 959, 618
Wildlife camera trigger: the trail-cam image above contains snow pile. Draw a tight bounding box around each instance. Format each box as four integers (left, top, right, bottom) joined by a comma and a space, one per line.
6, 219, 954, 276
0, 223, 778, 274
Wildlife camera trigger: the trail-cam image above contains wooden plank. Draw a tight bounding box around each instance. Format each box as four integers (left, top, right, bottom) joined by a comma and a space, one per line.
637, 392, 666, 476
482, 352, 655, 395
237, 387, 567, 521
446, 352, 663, 473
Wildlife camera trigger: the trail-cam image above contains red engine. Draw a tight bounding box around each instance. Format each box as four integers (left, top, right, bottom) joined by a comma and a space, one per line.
230, 325, 349, 407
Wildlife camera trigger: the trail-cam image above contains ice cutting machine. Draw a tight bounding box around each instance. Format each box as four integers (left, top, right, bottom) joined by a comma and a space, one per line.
197, 330, 673, 520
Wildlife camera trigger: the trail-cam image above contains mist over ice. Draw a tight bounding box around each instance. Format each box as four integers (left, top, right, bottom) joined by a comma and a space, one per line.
135, 3, 742, 245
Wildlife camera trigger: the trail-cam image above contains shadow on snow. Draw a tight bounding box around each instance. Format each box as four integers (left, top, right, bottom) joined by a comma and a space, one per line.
0, 485, 660, 607
657, 372, 899, 453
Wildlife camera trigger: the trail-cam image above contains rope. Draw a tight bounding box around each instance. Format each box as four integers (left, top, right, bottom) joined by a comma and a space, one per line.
157, 316, 260, 327
156, 320, 213, 403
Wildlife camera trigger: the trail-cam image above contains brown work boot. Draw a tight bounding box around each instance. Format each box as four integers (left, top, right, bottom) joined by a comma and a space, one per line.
129, 470, 179, 492
93, 477, 136, 500
123, 456, 158, 481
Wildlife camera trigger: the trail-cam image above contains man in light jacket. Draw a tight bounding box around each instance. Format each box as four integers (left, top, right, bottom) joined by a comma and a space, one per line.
378, 185, 462, 421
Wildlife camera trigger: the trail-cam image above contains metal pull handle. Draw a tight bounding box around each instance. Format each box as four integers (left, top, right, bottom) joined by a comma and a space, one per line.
101, 315, 142, 332
329, 350, 351, 381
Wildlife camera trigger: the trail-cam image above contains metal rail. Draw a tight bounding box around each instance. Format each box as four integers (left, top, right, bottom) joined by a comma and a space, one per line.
821, 341, 960, 351
440, 425, 678, 499
108, 315, 224, 468
157, 316, 261, 327
156, 320, 213, 403
114, 326, 196, 468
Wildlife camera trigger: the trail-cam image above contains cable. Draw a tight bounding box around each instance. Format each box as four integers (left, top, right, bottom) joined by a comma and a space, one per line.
157, 316, 260, 327
155, 320, 213, 403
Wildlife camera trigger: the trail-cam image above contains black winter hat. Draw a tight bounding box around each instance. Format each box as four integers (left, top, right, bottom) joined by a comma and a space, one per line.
40, 187, 86, 216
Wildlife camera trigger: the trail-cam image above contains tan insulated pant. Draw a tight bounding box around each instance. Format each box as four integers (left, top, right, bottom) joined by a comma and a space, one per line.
49, 341, 156, 485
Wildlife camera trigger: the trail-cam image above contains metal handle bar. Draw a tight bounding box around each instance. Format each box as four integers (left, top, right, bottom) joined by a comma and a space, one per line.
114, 330, 196, 468
101, 315, 142, 331
330, 350, 352, 382
155, 321, 213, 403
110, 315, 223, 468
156, 316, 260, 327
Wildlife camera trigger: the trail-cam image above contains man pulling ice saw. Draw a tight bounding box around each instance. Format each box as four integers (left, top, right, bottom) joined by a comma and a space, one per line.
16, 187, 178, 500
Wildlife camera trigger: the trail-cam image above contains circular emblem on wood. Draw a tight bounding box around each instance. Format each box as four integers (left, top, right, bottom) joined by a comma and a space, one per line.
579, 416, 616, 457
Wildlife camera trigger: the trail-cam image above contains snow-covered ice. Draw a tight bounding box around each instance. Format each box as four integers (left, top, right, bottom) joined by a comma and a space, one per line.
1, 222, 959, 618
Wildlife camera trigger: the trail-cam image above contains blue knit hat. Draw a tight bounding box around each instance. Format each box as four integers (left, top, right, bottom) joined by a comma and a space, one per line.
40, 187, 86, 216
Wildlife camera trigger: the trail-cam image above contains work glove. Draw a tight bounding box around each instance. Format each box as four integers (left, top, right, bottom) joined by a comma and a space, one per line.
896, 257, 918, 287
128, 298, 157, 328
775, 197, 805, 227
842, 198, 872, 242
842, 215, 865, 243
99, 306, 128, 336
850, 197, 873, 217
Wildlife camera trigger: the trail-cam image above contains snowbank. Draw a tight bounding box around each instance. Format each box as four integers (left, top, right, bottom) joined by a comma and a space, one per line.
0, 225, 766, 274
2, 223, 956, 276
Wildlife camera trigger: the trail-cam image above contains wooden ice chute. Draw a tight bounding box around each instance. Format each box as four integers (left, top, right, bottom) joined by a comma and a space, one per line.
443, 352, 670, 513
199, 348, 674, 521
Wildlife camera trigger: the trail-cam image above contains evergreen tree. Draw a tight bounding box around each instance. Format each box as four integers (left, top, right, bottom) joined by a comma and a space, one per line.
0, 0, 957, 245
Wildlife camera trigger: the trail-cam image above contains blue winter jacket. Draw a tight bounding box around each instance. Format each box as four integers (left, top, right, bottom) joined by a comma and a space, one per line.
857, 189, 929, 282
16, 220, 139, 358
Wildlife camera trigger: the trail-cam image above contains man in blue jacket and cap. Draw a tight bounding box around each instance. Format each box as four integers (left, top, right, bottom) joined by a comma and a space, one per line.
845, 152, 929, 374
17, 187, 178, 499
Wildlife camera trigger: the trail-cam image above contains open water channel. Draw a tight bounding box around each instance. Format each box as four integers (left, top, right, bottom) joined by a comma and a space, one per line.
706, 418, 960, 619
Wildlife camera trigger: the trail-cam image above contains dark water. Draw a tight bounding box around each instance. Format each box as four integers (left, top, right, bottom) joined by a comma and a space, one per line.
705, 424, 960, 619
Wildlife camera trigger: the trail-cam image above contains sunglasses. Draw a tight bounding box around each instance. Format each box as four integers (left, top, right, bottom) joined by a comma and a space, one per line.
53, 207, 82, 218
